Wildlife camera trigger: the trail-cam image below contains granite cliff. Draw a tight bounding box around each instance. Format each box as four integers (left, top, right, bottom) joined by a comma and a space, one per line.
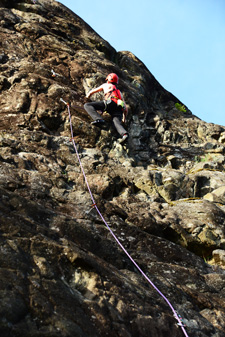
1, 1, 225, 336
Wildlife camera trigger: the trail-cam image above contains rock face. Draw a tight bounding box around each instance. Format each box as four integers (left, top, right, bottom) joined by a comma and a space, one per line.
1, 1, 225, 337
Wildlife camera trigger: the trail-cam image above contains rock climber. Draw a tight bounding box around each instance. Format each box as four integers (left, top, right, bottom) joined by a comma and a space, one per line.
84, 73, 129, 144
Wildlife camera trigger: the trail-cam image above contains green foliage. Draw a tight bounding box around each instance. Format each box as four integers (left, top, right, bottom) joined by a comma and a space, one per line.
200, 155, 210, 163
194, 154, 208, 163
194, 154, 219, 164
175, 103, 187, 113
200, 154, 218, 163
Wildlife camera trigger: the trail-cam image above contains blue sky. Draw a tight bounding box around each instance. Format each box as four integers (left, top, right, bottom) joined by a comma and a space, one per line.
59, 0, 225, 127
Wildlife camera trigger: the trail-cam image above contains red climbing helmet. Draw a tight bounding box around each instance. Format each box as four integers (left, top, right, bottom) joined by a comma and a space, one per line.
106, 73, 119, 84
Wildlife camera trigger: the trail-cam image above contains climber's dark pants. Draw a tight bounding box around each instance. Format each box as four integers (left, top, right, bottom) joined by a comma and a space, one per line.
84, 100, 127, 136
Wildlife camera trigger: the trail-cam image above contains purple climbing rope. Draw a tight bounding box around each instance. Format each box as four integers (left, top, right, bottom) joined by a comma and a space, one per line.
61, 98, 189, 337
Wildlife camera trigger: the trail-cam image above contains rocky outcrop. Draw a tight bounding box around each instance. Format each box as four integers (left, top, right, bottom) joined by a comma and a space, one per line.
1, 1, 225, 337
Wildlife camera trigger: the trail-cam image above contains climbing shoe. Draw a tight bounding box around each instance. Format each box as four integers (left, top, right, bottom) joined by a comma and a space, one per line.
119, 133, 129, 144
91, 119, 106, 127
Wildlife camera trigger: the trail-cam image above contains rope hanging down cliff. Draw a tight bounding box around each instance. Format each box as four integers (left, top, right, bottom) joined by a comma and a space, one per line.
60, 98, 190, 337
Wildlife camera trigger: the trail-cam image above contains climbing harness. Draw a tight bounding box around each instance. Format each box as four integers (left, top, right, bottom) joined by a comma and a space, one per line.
105, 85, 120, 102
60, 98, 190, 337
104, 85, 126, 112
